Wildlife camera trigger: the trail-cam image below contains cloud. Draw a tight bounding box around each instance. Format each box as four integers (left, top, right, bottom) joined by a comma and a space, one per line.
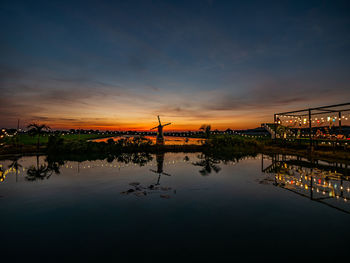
1, 1, 350, 129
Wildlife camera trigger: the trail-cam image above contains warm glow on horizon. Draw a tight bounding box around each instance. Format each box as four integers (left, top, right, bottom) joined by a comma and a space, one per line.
1, 0, 350, 131
14, 115, 269, 131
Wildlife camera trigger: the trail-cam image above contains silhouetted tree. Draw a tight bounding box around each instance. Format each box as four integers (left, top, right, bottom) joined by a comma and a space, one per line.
200, 124, 211, 139
47, 134, 64, 152
27, 123, 50, 151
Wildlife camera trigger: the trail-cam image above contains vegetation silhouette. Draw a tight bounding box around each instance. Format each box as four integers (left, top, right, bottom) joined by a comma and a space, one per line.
200, 124, 211, 139
46, 151, 154, 168
25, 155, 60, 181
46, 135, 155, 155
27, 123, 50, 151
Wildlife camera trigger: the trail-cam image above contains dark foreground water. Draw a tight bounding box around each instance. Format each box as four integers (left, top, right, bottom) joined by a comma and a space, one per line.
1, 152, 349, 261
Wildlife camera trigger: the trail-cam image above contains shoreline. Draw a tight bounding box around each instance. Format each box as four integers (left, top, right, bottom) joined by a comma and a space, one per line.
1, 143, 349, 164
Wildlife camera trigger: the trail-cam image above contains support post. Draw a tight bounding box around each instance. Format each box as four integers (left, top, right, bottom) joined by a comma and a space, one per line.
310, 176, 313, 200
339, 111, 342, 133
309, 109, 312, 148
274, 114, 277, 141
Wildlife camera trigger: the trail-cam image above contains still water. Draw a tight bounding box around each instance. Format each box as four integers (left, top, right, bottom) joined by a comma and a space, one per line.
1, 153, 349, 261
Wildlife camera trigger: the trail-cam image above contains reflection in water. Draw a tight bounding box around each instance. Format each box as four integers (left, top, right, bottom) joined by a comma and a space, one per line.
1, 152, 350, 260
0, 153, 155, 183
1, 157, 24, 183
116, 152, 153, 166
150, 153, 171, 185
8, 157, 22, 182
192, 154, 221, 176
26, 155, 61, 181
261, 154, 350, 214
0, 151, 258, 183
2, 151, 349, 213
122, 152, 174, 198
0, 165, 3, 182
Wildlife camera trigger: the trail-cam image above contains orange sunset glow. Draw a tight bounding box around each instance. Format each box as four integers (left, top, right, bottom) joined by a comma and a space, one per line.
2, 1, 350, 262
1, 0, 350, 131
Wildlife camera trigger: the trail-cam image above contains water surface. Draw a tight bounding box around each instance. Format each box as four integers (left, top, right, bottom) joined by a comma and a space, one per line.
1, 153, 349, 261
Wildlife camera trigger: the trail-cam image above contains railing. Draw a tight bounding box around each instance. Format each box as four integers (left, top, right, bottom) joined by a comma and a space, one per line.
262, 123, 276, 139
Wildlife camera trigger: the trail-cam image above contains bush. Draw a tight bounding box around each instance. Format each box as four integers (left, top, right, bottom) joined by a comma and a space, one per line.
207, 135, 261, 149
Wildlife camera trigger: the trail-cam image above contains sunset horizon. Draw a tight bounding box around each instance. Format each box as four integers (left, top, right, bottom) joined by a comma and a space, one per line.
2, 1, 350, 131
2, 1, 350, 261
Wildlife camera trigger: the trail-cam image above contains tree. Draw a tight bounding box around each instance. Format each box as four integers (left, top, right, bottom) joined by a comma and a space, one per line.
200, 124, 211, 139
27, 123, 50, 151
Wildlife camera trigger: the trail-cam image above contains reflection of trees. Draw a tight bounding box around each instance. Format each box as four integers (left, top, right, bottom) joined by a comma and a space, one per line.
117, 152, 153, 166
106, 154, 115, 163
193, 154, 221, 176
0, 166, 4, 182
25, 155, 61, 181
8, 157, 22, 182
192, 151, 255, 176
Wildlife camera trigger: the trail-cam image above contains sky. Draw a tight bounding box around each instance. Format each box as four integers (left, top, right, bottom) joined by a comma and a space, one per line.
1, 0, 350, 130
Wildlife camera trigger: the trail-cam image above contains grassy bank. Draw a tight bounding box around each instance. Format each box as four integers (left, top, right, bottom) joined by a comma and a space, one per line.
2, 133, 110, 145
0, 134, 111, 155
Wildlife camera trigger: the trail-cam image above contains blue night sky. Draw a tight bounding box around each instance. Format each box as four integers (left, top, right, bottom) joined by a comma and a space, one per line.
1, 0, 350, 130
